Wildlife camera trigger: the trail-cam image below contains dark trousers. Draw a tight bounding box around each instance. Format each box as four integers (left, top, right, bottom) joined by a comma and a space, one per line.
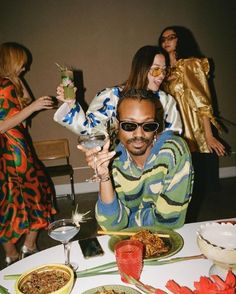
186, 152, 220, 223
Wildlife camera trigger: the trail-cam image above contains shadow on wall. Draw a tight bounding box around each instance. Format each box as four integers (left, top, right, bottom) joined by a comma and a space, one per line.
208, 58, 232, 155
74, 69, 88, 112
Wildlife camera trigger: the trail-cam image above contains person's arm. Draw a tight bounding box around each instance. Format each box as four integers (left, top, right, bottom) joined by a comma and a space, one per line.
77, 139, 129, 230
96, 143, 130, 230
95, 140, 116, 204
202, 115, 225, 156
158, 90, 182, 134
54, 87, 119, 135
77, 139, 116, 204
96, 193, 129, 231
0, 96, 54, 133
96, 149, 129, 230
96, 173, 129, 230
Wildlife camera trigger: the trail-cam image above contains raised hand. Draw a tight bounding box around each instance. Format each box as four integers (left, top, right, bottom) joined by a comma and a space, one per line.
28, 96, 54, 112
77, 140, 116, 179
56, 84, 77, 104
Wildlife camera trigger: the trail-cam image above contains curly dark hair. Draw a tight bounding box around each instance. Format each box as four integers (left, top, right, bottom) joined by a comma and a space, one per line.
158, 25, 204, 60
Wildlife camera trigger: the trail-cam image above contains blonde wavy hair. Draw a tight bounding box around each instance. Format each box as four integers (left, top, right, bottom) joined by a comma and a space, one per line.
0, 42, 31, 107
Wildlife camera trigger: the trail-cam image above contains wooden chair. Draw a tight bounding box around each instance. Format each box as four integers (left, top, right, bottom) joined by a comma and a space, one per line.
33, 138, 75, 204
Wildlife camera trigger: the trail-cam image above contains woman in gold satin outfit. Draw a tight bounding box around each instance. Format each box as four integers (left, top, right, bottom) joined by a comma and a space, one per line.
158, 26, 226, 221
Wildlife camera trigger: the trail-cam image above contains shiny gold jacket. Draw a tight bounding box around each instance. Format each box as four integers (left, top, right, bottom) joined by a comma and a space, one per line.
162, 57, 221, 153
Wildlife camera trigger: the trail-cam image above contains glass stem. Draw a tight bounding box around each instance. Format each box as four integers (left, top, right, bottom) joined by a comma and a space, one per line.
63, 242, 71, 266
94, 156, 98, 178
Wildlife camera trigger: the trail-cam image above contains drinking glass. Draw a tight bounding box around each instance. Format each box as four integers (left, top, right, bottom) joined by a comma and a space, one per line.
115, 240, 144, 283
48, 219, 80, 270
56, 63, 76, 100
61, 69, 76, 100
78, 131, 108, 182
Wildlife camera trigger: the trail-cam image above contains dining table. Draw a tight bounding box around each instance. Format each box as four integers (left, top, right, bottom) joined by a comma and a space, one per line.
0, 217, 235, 294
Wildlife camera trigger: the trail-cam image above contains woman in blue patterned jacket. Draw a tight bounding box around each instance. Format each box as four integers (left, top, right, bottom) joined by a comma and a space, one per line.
54, 45, 182, 139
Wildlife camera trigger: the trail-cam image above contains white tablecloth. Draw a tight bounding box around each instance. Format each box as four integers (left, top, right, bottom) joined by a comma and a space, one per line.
1, 218, 235, 293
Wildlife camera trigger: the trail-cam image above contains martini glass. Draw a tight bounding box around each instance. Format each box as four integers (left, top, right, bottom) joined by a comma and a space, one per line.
48, 219, 80, 270
78, 131, 108, 182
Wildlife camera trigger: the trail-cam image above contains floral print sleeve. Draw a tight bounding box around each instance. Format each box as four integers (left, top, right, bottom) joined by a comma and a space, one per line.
53, 87, 120, 135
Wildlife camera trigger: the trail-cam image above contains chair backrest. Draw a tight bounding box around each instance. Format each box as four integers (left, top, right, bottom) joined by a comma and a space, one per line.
33, 139, 70, 161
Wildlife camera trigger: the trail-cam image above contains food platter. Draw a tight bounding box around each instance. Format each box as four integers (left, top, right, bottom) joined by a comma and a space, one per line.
82, 284, 141, 294
108, 226, 183, 261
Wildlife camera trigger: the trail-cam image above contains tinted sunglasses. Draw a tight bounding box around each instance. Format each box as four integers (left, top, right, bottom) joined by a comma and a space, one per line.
119, 121, 159, 132
160, 34, 177, 43
149, 67, 167, 77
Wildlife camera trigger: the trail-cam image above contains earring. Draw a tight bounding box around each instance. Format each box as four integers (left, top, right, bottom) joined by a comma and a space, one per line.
154, 132, 157, 142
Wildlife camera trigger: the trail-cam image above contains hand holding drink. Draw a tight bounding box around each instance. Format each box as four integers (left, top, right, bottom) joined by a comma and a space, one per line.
56, 63, 76, 100
61, 69, 75, 99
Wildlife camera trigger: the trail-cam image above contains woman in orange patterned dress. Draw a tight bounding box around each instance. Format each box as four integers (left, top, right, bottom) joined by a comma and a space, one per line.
0, 42, 56, 266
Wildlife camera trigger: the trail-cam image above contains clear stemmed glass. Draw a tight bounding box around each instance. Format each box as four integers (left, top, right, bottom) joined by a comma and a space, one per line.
48, 219, 80, 270
78, 130, 108, 182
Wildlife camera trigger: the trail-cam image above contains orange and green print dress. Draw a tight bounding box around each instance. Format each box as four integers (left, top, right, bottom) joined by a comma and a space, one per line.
0, 78, 56, 244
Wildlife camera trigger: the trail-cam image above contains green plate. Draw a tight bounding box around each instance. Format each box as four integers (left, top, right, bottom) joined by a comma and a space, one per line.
108, 226, 184, 261
82, 284, 141, 294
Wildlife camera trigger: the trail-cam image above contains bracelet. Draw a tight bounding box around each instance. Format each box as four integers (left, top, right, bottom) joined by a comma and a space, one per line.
100, 176, 111, 182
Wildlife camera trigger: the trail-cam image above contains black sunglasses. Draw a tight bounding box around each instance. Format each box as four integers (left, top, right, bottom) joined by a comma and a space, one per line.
160, 34, 177, 43
119, 121, 159, 132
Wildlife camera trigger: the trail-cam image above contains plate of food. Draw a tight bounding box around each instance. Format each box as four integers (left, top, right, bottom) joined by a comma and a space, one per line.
82, 284, 141, 294
108, 226, 184, 261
